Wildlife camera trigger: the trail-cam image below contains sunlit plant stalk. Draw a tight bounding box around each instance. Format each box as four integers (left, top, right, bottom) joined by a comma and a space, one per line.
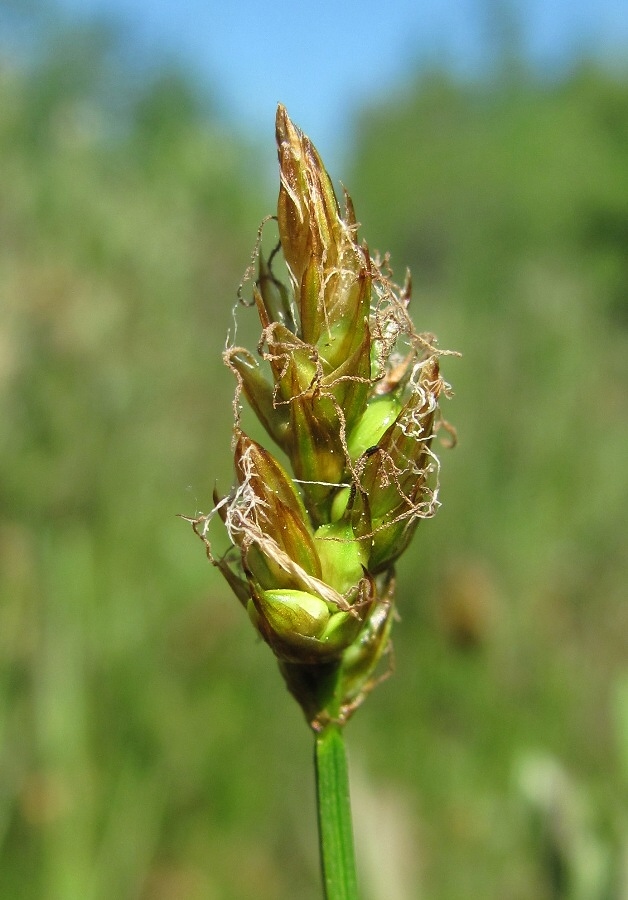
187, 105, 454, 899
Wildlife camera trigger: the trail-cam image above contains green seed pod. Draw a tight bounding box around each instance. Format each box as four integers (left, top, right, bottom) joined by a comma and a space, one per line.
347, 395, 403, 460
314, 522, 369, 596
337, 575, 396, 709
318, 610, 362, 650
257, 588, 330, 639
330, 486, 351, 523
254, 588, 363, 664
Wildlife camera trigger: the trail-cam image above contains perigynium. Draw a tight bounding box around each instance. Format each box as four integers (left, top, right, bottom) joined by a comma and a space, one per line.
187, 104, 455, 732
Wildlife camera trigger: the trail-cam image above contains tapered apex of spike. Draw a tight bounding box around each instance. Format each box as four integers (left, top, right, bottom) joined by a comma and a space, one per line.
275, 103, 300, 156
275, 104, 341, 299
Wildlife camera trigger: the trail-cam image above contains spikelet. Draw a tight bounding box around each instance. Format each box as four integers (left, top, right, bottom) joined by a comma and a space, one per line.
188, 106, 455, 730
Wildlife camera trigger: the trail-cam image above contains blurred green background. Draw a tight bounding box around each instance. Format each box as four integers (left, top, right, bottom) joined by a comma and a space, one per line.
1, 5, 628, 899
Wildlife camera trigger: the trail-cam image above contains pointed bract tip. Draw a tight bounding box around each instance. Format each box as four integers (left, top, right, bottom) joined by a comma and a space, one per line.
275, 103, 298, 150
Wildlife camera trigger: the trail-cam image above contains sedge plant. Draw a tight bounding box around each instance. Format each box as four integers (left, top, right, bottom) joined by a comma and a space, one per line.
187, 105, 454, 899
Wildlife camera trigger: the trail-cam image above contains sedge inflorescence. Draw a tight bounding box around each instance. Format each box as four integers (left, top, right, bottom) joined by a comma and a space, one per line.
189, 105, 454, 729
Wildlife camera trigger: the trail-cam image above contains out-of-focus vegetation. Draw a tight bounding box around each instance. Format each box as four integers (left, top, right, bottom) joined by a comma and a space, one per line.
348, 60, 628, 899
1, 9, 627, 898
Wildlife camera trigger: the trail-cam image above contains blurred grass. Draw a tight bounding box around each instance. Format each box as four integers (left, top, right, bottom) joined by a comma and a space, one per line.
348, 61, 628, 899
1, 19, 628, 900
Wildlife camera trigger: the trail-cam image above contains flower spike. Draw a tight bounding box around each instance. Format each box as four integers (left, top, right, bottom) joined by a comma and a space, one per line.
190, 106, 455, 730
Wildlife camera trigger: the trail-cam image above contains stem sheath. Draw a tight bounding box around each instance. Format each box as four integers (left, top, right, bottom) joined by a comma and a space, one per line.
314, 724, 358, 900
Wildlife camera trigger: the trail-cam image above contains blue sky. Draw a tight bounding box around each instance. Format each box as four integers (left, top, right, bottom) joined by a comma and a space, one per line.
13, 0, 628, 167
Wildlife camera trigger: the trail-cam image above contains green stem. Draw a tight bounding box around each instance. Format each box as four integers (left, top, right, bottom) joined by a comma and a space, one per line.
314, 724, 358, 900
